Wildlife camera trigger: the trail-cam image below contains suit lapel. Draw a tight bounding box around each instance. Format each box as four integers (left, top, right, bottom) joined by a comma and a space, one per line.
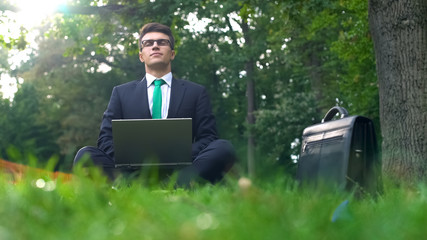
168, 77, 186, 118
138, 77, 152, 118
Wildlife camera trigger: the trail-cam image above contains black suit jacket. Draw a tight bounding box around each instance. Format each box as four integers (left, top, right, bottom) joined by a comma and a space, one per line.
97, 77, 218, 160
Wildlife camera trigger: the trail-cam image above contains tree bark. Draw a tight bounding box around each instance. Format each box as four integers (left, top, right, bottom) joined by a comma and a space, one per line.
368, 0, 427, 182
241, 20, 256, 178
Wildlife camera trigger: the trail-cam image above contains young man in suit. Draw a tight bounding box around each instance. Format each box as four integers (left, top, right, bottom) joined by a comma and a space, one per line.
73, 23, 236, 185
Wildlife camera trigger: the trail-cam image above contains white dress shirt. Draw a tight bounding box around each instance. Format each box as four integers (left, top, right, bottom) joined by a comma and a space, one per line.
145, 72, 172, 119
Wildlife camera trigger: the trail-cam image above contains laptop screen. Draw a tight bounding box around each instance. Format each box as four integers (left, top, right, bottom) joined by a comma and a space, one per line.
112, 118, 192, 168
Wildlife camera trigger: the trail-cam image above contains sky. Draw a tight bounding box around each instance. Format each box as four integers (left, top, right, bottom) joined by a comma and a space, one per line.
1, 0, 67, 99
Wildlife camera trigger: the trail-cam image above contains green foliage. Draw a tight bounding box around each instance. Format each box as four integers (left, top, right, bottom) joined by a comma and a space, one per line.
0, 83, 60, 164
0, 47, 10, 71
304, 0, 380, 141
312, 0, 378, 117
0, 1, 28, 50
0, 98, 11, 155
254, 81, 317, 169
0, 170, 426, 239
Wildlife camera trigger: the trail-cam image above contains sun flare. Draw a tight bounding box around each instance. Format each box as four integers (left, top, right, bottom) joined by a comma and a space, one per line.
0, 0, 67, 99
11, 0, 67, 28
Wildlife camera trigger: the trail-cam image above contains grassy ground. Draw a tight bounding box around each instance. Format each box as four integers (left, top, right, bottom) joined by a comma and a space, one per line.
0, 166, 426, 240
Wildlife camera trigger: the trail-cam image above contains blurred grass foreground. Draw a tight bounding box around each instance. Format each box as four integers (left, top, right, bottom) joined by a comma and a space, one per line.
0, 159, 426, 240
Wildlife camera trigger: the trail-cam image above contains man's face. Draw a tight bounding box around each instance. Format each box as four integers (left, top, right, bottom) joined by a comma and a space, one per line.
139, 32, 175, 70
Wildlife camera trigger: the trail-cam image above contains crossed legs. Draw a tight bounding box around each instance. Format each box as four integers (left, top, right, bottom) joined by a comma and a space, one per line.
73, 139, 236, 184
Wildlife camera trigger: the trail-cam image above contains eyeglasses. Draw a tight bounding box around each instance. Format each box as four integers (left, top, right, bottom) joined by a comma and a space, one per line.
140, 39, 171, 49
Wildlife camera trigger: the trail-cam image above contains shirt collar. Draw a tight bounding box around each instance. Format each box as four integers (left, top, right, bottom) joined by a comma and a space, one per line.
145, 72, 172, 88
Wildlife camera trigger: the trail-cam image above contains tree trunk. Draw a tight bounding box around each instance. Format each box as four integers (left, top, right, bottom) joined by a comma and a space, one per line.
368, 0, 427, 182
246, 60, 256, 178
241, 20, 256, 178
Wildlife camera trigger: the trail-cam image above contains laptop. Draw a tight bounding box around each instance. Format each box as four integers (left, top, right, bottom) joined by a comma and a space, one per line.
112, 118, 192, 168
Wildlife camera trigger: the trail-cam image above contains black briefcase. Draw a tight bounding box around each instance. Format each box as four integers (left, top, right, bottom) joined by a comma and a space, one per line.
296, 106, 382, 195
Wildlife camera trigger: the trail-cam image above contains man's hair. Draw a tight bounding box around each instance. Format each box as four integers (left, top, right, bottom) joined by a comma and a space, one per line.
139, 23, 175, 50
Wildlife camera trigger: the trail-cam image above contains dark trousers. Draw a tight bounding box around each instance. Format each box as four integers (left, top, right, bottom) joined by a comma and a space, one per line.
73, 139, 236, 185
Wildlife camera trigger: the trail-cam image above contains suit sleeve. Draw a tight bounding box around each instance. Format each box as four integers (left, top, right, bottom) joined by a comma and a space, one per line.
191, 87, 218, 159
97, 87, 122, 158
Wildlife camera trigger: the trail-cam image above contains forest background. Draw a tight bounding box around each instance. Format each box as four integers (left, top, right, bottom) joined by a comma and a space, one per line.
0, 0, 425, 181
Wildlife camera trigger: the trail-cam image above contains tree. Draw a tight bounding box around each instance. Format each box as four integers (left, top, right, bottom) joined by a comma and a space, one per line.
308, 0, 379, 122
246, 0, 381, 176
0, 83, 60, 164
0, 2, 28, 50
369, 0, 427, 182
0, 97, 11, 158
16, 28, 127, 169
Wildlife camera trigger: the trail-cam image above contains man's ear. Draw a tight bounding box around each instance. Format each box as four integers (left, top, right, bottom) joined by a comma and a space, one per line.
170, 50, 176, 61
139, 52, 145, 63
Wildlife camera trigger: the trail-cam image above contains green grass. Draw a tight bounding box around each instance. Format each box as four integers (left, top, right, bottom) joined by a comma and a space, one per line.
0, 167, 426, 240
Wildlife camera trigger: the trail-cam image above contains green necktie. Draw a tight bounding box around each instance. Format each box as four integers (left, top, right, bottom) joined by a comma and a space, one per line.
152, 79, 165, 119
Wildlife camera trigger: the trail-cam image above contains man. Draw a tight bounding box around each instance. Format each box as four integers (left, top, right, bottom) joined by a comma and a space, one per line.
74, 23, 236, 185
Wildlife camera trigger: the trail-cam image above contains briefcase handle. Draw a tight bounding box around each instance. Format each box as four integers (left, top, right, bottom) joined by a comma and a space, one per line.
322, 106, 349, 123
